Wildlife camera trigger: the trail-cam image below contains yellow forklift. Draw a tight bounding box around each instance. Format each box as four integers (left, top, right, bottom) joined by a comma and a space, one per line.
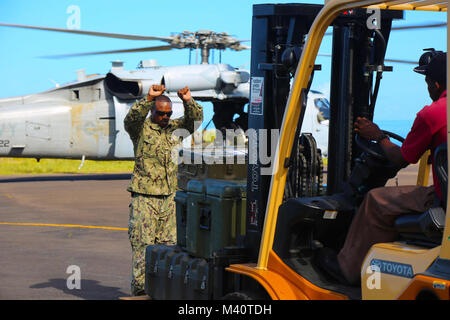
144, 1, 448, 300
227, 0, 449, 300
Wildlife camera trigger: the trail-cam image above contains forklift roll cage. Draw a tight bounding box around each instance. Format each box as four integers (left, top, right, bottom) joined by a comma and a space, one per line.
227, 0, 449, 300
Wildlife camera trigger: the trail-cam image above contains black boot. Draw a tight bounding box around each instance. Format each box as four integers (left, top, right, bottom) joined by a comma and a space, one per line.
315, 247, 354, 286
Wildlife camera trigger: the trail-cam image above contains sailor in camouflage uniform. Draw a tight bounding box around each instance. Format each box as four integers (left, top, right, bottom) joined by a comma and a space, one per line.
124, 84, 203, 296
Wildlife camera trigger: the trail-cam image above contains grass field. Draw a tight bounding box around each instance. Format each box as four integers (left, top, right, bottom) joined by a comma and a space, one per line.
0, 158, 134, 175
0, 155, 327, 175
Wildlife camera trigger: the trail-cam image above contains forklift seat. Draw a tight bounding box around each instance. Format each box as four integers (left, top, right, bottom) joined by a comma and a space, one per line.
394, 143, 447, 246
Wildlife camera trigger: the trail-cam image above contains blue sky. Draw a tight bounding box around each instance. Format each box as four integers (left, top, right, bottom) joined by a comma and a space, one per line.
0, 0, 447, 128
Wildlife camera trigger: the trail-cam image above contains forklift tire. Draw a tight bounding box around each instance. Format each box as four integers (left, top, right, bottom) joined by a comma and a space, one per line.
416, 289, 440, 300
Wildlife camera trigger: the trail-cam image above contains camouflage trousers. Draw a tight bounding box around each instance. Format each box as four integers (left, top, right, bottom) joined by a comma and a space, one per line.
128, 193, 176, 296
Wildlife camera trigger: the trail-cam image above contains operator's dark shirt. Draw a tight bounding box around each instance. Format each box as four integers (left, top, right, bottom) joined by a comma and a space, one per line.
401, 90, 447, 199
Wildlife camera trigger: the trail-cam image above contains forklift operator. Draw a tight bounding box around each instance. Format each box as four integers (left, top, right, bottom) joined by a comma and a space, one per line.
318, 51, 447, 286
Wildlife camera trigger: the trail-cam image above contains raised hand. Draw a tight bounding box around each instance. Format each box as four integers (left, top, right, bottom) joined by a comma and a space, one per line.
177, 86, 192, 103
147, 84, 166, 101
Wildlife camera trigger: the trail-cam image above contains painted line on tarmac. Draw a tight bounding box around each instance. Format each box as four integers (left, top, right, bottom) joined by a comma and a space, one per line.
0, 222, 127, 231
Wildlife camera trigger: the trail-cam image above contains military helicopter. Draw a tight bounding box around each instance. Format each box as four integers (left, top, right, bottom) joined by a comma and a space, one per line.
0, 25, 255, 161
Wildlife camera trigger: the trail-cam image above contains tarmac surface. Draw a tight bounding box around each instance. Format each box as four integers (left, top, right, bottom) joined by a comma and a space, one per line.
0, 173, 132, 300
0, 164, 422, 300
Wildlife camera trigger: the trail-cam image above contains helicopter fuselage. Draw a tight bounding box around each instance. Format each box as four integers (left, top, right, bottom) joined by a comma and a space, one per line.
0, 63, 251, 161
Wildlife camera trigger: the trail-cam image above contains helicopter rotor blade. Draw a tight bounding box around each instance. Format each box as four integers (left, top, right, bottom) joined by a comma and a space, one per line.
391, 22, 446, 31
0, 23, 251, 54
383, 58, 417, 65
40, 45, 174, 59
0, 22, 173, 41
324, 21, 446, 35
317, 53, 417, 65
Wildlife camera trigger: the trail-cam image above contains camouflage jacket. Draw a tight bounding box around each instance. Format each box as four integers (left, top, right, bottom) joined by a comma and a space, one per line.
124, 97, 203, 195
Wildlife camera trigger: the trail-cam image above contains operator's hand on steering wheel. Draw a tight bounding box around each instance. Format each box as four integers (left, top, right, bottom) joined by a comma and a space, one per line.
354, 117, 383, 141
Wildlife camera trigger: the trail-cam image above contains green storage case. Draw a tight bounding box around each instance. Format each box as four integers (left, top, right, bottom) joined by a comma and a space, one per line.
174, 191, 188, 249
145, 245, 176, 299
184, 258, 211, 299
186, 179, 246, 259
166, 250, 191, 300
177, 147, 247, 191
145, 245, 249, 299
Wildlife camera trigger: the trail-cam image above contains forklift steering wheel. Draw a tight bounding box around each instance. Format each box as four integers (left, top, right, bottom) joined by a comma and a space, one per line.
354, 130, 405, 161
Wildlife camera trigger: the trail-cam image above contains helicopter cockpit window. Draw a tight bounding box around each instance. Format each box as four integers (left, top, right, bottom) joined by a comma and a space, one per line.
314, 98, 330, 123
71, 90, 80, 101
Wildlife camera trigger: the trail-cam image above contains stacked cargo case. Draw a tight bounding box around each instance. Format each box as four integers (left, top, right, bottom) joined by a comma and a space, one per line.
145, 147, 249, 299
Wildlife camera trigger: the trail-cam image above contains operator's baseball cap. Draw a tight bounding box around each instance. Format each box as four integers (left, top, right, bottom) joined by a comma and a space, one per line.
414, 49, 447, 84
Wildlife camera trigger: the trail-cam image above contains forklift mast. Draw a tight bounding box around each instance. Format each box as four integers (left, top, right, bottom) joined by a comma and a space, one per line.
327, 9, 403, 195
247, 3, 403, 260
247, 4, 323, 259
